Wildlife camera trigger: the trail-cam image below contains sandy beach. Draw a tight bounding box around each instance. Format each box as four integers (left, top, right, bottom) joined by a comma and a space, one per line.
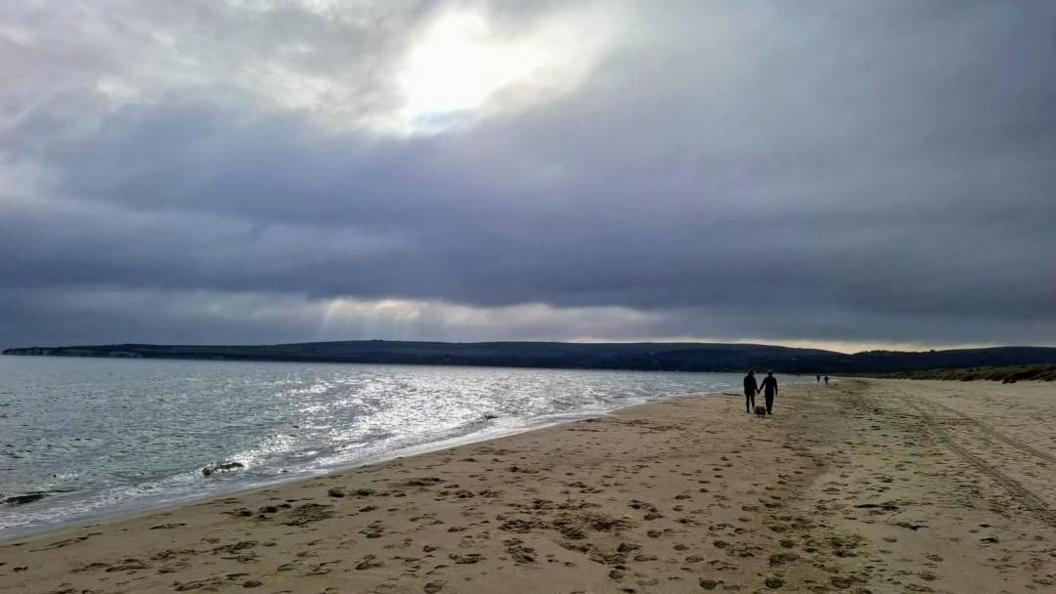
2, 379, 1055, 593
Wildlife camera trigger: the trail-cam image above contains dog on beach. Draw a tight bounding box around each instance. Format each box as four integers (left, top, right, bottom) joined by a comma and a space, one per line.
754, 405, 768, 417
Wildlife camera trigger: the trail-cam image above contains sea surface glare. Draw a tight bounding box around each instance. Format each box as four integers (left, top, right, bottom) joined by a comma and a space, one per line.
0, 356, 792, 537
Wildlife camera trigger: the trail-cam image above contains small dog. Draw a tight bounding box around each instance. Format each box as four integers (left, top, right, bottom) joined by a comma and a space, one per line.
754, 405, 768, 417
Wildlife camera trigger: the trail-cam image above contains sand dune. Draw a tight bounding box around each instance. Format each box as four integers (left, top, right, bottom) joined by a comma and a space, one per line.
2, 379, 1054, 593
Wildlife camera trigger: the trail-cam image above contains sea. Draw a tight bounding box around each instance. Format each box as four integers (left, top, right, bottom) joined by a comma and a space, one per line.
0, 356, 800, 539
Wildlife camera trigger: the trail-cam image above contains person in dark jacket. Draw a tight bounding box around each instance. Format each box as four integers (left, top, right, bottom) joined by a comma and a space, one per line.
743, 370, 758, 414
760, 370, 778, 415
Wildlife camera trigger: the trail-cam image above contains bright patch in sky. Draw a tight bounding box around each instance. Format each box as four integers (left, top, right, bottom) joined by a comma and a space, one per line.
396, 6, 618, 133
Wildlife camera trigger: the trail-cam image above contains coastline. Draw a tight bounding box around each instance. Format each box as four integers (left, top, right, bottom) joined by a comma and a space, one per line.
0, 376, 730, 542
2, 355, 773, 543
3, 379, 1055, 593
0, 398, 693, 544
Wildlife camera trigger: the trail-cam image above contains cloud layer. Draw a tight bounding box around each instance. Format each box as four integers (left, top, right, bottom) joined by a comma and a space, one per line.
2, 1, 1054, 349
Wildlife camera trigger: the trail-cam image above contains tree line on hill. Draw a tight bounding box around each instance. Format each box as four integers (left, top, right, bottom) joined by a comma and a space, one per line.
5, 341, 1056, 376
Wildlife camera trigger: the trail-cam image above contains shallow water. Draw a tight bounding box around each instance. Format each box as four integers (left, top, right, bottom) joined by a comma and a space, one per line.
0, 356, 794, 537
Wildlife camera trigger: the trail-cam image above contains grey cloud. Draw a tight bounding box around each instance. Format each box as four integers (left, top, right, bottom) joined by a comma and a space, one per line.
1, 1, 1054, 348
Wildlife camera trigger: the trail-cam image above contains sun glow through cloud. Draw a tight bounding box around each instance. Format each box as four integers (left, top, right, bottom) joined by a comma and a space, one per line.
396, 5, 621, 134
400, 12, 524, 119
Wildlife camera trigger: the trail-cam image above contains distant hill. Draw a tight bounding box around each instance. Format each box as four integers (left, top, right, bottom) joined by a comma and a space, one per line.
5, 341, 1056, 374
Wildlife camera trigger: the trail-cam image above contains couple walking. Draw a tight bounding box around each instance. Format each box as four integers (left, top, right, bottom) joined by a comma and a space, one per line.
743, 370, 778, 415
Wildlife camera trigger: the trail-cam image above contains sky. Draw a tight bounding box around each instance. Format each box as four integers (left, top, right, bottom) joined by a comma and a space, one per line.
1, 0, 1054, 352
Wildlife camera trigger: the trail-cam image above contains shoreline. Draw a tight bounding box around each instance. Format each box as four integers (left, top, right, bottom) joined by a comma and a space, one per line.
0, 385, 722, 543
3, 379, 1054, 593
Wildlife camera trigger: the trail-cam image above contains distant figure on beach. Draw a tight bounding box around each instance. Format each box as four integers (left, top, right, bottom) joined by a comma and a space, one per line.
824, 375, 830, 385
760, 370, 778, 415
816, 374, 821, 383
743, 370, 758, 414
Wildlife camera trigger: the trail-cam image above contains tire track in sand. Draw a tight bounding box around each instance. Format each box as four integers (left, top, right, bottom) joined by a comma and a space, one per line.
910, 393, 1056, 465
889, 386, 1056, 529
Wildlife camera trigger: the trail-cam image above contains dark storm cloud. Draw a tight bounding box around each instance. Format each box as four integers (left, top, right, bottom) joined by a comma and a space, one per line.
2, 0, 1054, 348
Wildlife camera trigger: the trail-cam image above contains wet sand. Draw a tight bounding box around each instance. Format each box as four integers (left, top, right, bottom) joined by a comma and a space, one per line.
2, 379, 1055, 593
